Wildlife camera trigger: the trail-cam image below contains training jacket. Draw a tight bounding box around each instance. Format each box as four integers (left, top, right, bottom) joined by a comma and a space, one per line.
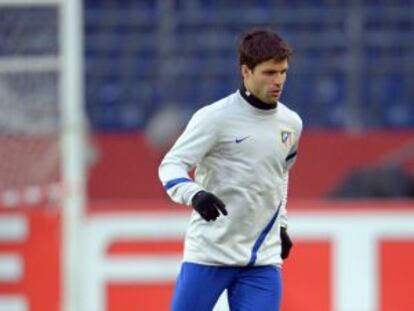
159, 87, 303, 266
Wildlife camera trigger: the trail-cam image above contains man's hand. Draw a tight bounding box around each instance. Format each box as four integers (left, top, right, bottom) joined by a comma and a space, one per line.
280, 227, 293, 259
191, 191, 228, 221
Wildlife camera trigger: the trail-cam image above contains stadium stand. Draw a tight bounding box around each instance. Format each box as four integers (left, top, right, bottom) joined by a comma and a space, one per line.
83, 0, 414, 130
2, 1, 412, 200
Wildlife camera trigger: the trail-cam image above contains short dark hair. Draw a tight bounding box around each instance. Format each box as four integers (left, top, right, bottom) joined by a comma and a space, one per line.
238, 28, 293, 70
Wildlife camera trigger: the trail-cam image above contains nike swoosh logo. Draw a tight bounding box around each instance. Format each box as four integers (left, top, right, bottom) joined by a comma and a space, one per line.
235, 136, 250, 144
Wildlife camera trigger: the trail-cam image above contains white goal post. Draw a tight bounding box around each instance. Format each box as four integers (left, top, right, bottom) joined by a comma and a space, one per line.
59, 1, 86, 311
0, 1, 86, 311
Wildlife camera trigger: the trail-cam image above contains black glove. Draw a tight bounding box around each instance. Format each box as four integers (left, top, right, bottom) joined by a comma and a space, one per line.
191, 191, 228, 221
280, 227, 293, 259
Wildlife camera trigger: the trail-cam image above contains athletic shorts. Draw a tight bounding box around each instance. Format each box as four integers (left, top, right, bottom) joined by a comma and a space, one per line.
171, 262, 282, 311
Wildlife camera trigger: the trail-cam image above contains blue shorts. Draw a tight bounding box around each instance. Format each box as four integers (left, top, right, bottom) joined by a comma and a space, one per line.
171, 262, 282, 311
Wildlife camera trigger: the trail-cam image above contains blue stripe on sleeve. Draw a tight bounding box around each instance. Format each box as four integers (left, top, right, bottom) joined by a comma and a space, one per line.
285, 151, 297, 162
247, 201, 282, 266
164, 177, 193, 191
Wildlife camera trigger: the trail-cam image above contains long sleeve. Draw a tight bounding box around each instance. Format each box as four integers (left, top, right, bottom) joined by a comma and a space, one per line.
158, 106, 218, 206
279, 172, 289, 228
280, 119, 303, 228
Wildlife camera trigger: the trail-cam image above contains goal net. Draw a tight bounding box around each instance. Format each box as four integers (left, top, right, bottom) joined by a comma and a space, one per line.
0, 1, 86, 311
0, 2, 61, 208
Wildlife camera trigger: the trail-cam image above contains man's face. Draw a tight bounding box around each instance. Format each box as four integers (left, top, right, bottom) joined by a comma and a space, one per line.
241, 58, 289, 104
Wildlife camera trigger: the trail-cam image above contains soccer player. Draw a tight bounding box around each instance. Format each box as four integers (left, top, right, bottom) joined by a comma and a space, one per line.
158, 28, 303, 311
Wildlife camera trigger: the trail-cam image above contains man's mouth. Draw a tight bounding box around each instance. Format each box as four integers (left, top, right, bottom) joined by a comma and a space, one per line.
269, 90, 281, 96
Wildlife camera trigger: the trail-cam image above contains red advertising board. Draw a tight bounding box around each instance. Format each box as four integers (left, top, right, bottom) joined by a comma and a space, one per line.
0, 209, 60, 311
1, 202, 414, 311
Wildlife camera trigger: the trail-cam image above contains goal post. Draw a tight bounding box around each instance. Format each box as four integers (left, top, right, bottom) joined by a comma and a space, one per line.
59, 1, 86, 311
0, 0, 86, 310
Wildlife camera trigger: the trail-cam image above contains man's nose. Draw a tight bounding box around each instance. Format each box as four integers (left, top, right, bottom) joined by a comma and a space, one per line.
273, 78, 283, 87
273, 74, 284, 86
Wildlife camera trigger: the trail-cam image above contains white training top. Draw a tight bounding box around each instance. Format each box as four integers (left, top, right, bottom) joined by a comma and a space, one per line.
159, 89, 303, 267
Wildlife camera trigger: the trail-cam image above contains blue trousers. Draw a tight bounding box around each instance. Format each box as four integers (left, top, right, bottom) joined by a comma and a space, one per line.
171, 262, 282, 311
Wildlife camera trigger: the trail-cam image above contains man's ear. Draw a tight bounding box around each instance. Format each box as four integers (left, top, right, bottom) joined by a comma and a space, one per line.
241, 64, 251, 80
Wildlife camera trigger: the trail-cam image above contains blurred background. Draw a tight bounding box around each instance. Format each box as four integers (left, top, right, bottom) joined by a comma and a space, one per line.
0, 0, 414, 311
82, 0, 414, 202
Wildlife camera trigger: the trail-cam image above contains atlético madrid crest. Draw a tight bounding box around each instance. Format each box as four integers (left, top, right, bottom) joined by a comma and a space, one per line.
281, 130, 293, 148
